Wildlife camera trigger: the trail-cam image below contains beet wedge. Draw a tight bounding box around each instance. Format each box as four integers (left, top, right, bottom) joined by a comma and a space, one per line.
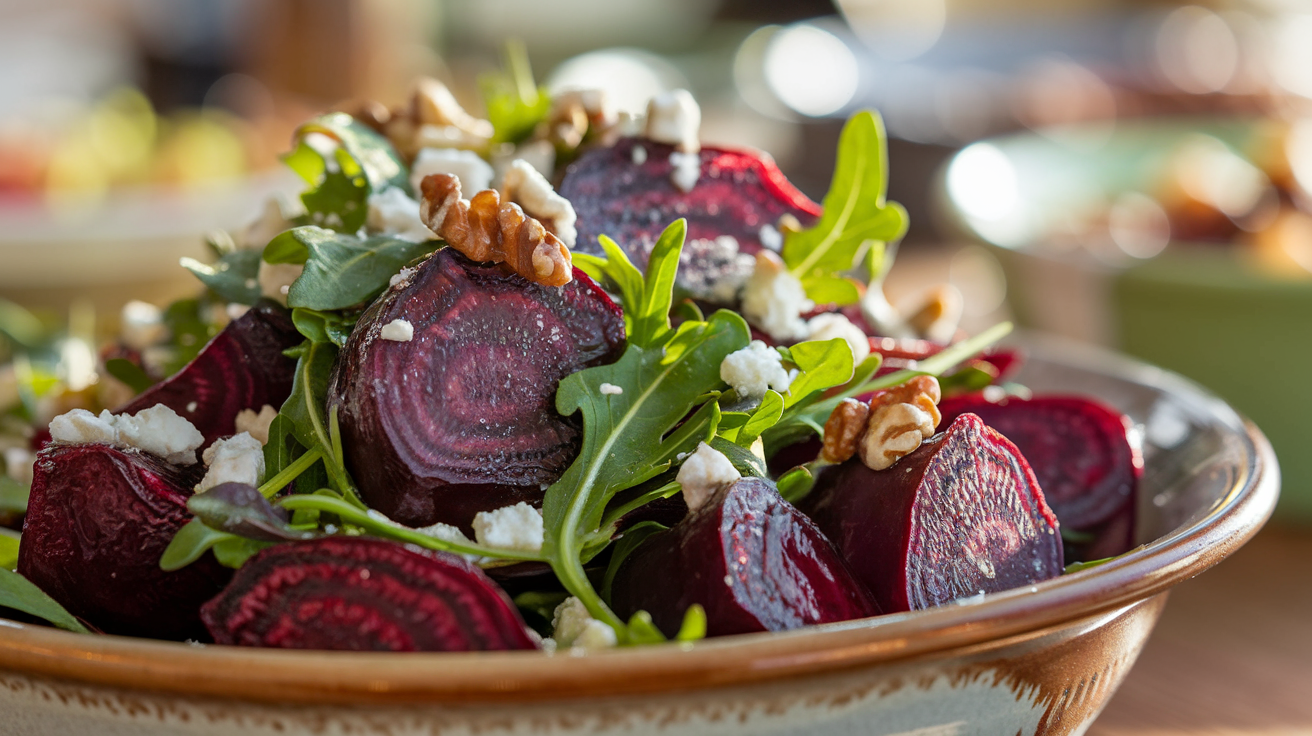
802, 413, 1063, 613
17, 444, 231, 639
200, 537, 537, 651
116, 302, 300, 449
609, 477, 877, 638
559, 137, 820, 298
328, 248, 626, 529
936, 394, 1140, 532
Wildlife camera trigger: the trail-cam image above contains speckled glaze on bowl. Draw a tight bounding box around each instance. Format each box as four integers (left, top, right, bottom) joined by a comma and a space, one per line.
0, 339, 1278, 736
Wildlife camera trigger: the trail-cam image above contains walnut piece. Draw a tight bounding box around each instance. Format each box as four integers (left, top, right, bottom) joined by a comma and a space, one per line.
385, 78, 494, 157
419, 173, 572, 287
821, 398, 871, 464
541, 89, 619, 150
858, 375, 943, 471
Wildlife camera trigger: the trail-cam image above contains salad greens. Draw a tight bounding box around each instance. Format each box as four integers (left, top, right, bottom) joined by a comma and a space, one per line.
264, 228, 438, 312
0, 567, 88, 633
480, 40, 552, 147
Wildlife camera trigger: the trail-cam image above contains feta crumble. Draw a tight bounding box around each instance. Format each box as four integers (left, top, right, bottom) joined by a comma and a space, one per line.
551, 596, 618, 650
599, 383, 623, 396
806, 313, 871, 363
499, 159, 578, 246
472, 502, 544, 552
410, 147, 494, 196
678, 236, 754, 304
675, 442, 740, 512
379, 319, 414, 342
492, 139, 555, 184
720, 340, 791, 399
50, 404, 205, 465
758, 223, 783, 252
389, 266, 417, 288
668, 150, 701, 193
631, 144, 647, 165
234, 404, 279, 445
50, 409, 119, 446
120, 301, 165, 351
644, 89, 701, 153
366, 187, 435, 243
196, 432, 265, 493
741, 251, 813, 342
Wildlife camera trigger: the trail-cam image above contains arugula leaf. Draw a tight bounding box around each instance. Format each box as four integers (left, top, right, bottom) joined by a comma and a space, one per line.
189, 483, 317, 542
0, 529, 18, 570
160, 517, 274, 571
293, 113, 411, 194
578, 220, 686, 347
782, 111, 908, 304
291, 308, 357, 347
480, 40, 551, 147
181, 250, 263, 305
264, 227, 436, 311
0, 567, 89, 633
0, 475, 30, 515
284, 142, 370, 233
104, 357, 156, 394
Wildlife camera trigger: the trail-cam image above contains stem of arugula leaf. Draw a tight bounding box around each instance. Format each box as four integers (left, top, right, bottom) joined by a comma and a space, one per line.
257, 449, 323, 499
592, 481, 680, 543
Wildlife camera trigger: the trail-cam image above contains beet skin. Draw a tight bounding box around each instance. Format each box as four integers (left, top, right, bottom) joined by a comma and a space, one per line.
610, 477, 877, 638
802, 413, 1063, 613
17, 444, 232, 639
201, 537, 537, 651
328, 249, 626, 529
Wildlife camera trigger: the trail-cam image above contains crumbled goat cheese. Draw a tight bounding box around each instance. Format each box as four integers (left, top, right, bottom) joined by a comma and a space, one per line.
679, 236, 755, 304
806, 313, 871, 363
472, 502, 544, 552
226, 303, 250, 321
366, 187, 435, 243
676, 442, 740, 513
668, 150, 701, 193
492, 139, 555, 184
414, 522, 480, 561
389, 266, 417, 288
242, 197, 295, 251
234, 404, 279, 445
196, 432, 265, 493
3, 447, 34, 486
631, 144, 647, 165
499, 159, 578, 246
759, 223, 783, 252
410, 147, 494, 196
741, 251, 813, 342
258, 261, 303, 307
51, 405, 205, 465
599, 383, 623, 396
644, 89, 701, 153
720, 340, 792, 399
379, 319, 414, 342
552, 597, 618, 650
120, 301, 165, 351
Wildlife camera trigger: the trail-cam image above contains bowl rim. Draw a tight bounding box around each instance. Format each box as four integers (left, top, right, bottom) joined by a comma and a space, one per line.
0, 343, 1279, 705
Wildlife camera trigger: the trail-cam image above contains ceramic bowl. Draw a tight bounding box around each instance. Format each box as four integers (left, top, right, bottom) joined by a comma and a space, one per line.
0, 339, 1278, 736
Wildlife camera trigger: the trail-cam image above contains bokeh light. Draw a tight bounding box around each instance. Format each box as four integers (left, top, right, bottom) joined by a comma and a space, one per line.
762, 24, 859, 117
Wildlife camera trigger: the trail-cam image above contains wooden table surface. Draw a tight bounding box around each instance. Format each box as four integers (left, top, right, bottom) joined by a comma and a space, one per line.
1088, 524, 1312, 735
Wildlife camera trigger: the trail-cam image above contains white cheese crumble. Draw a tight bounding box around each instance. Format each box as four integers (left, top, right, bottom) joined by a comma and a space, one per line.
366, 187, 435, 243
759, 223, 783, 252
551, 596, 618, 650
492, 139, 555, 184
3, 447, 34, 486
668, 150, 701, 193
499, 159, 578, 246
644, 89, 701, 153
675, 442, 740, 513
472, 502, 544, 552
50, 404, 205, 465
196, 432, 265, 493
120, 301, 165, 351
389, 266, 417, 288
258, 261, 303, 307
720, 340, 791, 399
379, 319, 414, 342
631, 144, 647, 165
806, 313, 871, 363
410, 147, 494, 196
234, 404, 279, 445
599, 383, 623, 396
741, 251, 813, 342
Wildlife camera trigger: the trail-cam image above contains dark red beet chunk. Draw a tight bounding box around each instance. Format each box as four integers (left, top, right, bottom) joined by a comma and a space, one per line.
116, 303, 299, 449
936, 394, 1140, 532
17, 444, 231, 639
560, 137, 820, 289
609, 477, 877, 638
802, 414, 1063, 613
328, 249, 626, 529
201, 537, 537, 651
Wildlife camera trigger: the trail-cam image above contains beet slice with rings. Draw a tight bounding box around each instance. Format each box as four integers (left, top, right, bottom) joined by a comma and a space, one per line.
936, 394, 1140, 533
560, 137, 820, 297
609, 477, 878, 638
801, 413, 1063, 613
17, 444, 231, 639
116, 302, 300, 449
201, 537, 538, 651
328, 248, 626, 529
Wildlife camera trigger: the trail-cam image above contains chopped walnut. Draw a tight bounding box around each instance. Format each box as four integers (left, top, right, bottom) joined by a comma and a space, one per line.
540, 89, 620, 150
821, 398, 871, 464
419, 173, 572, 287
906, 285, 964, 345
385, 78, 494, 157
858, 376, 943, 471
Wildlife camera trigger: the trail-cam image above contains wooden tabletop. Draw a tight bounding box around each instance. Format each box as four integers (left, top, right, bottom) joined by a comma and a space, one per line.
1089, 524, 1312, 735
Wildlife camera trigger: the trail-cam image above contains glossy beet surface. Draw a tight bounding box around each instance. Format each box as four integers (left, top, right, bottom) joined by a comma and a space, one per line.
17, 444, 231, 639
936, 394, 1140, 531
116, 302, 300, 448
328, 249, 626, 529
200, 537, 537, 651
609, 477, 877, 638
803, 414, 1063, 613
560, 137, 820, 281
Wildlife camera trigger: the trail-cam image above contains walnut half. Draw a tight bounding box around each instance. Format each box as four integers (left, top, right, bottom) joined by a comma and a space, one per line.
419, 173, 573, 287
819, 375, 943, 471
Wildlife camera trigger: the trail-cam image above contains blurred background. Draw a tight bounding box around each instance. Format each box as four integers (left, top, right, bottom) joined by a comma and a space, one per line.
1, 0, 1311, 729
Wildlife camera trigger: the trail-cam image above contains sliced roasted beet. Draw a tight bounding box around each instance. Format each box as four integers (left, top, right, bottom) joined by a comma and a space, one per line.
201, 537, 537, 651
802, 414, 1063, 613
936, 394, 1140, 532
328, 248, 626, 529
609, 477, 877, 638
17, 443, 230, 639
116, 302, 300, 449
560, 137, 820, 289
